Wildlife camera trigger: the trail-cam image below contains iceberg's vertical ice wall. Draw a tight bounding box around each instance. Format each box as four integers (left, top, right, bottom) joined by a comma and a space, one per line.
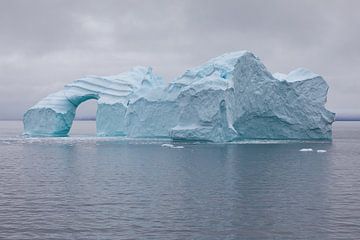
23, 51, 335, 141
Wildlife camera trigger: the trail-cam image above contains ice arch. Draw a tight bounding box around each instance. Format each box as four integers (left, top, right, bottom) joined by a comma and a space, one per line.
23, 67, 164, 136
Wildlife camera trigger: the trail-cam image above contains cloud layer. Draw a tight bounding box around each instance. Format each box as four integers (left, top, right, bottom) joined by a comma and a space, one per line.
1, 0, 359, 119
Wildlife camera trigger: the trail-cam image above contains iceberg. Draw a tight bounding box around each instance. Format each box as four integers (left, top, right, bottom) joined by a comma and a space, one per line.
23, 51, 335, 142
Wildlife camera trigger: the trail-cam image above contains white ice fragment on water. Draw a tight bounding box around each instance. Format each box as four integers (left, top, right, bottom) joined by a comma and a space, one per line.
161, 143, 173, 147
299, 148, 313, 152
161, 143, 184, 149
317, 149, 327, 153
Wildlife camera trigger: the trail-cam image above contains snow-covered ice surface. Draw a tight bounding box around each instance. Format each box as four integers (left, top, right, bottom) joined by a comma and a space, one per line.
23, 51, 335, 142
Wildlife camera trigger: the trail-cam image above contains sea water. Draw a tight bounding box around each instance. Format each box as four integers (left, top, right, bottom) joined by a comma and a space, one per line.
0, 121, 359, 239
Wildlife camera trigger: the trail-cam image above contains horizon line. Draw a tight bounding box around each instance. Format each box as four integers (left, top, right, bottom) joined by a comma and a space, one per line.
1, 117, 360, 121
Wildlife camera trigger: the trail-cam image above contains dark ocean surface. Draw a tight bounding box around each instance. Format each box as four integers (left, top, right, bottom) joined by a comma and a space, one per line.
0, 121, 359, 239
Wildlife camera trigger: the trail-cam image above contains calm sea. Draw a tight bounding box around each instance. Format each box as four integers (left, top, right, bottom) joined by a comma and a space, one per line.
0, 121, 359, 239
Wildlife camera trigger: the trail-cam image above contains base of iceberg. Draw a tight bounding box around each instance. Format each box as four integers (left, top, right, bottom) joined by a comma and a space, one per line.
23, 51, 335, 142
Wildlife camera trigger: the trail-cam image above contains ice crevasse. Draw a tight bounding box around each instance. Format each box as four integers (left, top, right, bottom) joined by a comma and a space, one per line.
23, 51, 335, 142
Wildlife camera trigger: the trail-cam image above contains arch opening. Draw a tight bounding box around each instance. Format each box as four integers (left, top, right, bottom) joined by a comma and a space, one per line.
69, 99, 98, 136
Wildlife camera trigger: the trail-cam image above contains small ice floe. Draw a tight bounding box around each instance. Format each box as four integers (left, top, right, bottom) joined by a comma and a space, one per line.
299, 148, 313, 152
161, 143, 184, 149
316, 149, 327, 153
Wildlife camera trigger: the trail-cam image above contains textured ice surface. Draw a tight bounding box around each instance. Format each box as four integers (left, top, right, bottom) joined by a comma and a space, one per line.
24, 51, 335, 141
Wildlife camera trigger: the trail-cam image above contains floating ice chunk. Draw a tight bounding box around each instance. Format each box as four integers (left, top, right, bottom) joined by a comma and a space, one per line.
299, 148, 313, 152
161, 143, 184, 149
161, 143, 174, 147
316, 149, 327, 153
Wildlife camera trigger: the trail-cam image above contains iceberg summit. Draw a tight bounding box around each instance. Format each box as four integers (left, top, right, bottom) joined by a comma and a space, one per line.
24, 51, 335, 142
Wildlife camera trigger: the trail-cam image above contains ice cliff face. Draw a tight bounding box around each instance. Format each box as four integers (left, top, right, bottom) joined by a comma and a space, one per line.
23, 51, 335, 141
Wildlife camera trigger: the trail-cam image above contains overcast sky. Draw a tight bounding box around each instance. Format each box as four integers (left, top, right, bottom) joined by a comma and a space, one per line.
0, 0, 359, 119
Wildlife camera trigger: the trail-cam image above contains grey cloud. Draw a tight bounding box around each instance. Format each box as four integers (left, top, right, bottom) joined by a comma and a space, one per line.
0, 0, 359, 119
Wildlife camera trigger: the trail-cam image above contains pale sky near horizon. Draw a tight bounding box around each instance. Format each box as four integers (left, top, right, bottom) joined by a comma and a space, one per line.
0, 0, 359, 119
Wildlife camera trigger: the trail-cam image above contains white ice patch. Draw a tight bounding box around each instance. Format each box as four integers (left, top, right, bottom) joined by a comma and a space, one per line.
161, 143, 184, 149
299, 148, 313, 152
316, 149, 327, 153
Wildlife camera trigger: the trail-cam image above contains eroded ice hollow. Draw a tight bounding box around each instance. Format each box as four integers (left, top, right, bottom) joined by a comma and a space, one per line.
23, 51, 335, 141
